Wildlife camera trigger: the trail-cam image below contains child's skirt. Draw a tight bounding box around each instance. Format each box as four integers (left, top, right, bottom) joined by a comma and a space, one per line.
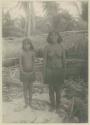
20, 71, 35, 82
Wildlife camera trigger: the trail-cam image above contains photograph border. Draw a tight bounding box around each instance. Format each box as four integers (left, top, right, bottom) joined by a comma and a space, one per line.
0, 0, 89, 124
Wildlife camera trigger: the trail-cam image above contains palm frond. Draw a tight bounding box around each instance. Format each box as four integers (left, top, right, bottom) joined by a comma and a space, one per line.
43, 1, 59, 16
17, 1, 30, 13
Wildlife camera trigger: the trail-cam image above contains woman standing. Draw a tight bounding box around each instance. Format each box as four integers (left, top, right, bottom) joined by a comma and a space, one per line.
43, 31, 65, 112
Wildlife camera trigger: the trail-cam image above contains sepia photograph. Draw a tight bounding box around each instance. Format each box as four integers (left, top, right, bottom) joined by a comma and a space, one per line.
2, 0, 88, 123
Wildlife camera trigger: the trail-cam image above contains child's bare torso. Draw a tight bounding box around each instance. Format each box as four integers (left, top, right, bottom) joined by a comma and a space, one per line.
21, 51, 34, 72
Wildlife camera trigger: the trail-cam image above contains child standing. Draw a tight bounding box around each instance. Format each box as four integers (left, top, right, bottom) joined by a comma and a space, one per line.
19, 38, 35, 108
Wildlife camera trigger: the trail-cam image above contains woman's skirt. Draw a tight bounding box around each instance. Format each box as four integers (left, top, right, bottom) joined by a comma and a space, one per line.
45, 67, 64, 87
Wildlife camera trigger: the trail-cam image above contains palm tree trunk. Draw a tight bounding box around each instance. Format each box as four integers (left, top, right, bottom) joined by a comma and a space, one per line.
20, 1, 35, 36
27, 3, 31, 37
30, 2, 35, 35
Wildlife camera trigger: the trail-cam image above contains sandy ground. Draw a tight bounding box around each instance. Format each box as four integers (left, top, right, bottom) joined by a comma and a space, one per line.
3, 91, 64, 123
2, 68, 66, 123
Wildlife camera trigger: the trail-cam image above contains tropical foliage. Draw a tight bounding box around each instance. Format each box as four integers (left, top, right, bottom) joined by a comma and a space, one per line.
81, 1, 88, 22
2, 1, 88, 37
63, 79, 88, 122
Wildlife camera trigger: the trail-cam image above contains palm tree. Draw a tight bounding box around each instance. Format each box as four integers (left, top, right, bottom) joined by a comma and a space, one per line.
18, 1, 35, 36
30, 2, 36, 35
43, 1, 76, 32
69, 1, 88, 22
43, 1, 59, 31
18, 1, 30, 36
43, 1, 59, 16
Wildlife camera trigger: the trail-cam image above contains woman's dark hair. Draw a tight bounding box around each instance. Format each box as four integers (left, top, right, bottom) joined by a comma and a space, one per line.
22, 38, 34, 50
47, 31, 63, 44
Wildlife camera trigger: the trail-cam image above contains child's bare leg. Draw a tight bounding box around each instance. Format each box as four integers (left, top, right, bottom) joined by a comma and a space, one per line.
23, 82, 28, 107
28, 82, 33, 107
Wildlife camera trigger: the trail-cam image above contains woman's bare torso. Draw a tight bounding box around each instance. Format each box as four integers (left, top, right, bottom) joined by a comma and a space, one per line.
47, 44, 64, 68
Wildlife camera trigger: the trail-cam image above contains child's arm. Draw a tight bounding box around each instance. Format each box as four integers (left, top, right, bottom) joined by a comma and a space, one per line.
62, 45, 66, 69
32, 51, 35, 62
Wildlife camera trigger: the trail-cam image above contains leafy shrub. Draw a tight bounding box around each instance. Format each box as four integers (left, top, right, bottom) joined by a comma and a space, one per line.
63, 79, 88, 123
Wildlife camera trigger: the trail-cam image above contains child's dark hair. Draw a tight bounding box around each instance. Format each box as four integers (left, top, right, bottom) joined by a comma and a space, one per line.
47, 31, 63, 44
22, 38, 34, 50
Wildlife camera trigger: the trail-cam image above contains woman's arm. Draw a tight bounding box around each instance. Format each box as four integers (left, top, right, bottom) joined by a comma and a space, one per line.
19, 54, 23, 72
32, 51, 35, 62
43, 46, 48, 82
62, 46, 66, 69
61, 45, 66, 80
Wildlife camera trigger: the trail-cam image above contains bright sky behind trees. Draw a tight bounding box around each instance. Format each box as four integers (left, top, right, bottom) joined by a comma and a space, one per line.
2, 0, 84, 19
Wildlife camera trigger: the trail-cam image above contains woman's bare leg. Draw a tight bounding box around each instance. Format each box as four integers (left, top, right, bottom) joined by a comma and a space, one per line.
49, 84, 55, 110
55, 86, 61, 111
